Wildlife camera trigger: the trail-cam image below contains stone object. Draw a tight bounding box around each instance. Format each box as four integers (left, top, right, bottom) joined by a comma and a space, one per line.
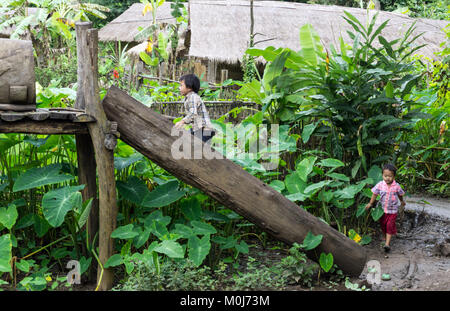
0, 39, 36, 110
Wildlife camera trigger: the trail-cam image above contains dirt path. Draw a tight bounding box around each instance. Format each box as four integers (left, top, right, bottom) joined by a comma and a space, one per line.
356, 195, 450, 291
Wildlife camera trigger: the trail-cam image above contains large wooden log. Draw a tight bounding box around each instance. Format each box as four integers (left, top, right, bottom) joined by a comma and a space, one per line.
102, 85, 368, 276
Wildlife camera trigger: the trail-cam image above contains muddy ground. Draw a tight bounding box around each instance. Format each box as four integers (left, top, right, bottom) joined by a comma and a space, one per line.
353, 195, 450, 291
76, 195, 450, 291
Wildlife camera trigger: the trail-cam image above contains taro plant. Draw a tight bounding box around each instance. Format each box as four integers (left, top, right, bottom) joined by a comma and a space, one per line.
272, 153, 383, 237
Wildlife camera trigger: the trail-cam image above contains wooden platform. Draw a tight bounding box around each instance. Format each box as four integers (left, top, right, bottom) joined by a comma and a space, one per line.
0, 107, 96, 134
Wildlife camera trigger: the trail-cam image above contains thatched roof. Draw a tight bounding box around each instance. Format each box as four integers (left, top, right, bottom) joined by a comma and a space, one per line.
98, 2, 182, 42
189, 0, 448, 63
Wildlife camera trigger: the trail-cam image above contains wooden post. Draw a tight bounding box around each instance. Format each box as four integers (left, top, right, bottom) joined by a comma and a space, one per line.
207, 59, 217, 84
75, 22, 118, 290
75, 23, 99, 282
220, 69, 228, 84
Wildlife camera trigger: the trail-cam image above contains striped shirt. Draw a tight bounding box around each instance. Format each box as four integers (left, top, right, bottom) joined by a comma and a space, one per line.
182, 91, 213, 132
371, 180, 405, 214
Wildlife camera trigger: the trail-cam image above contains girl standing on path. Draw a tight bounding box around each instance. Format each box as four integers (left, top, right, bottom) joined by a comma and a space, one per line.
366, 164, 406, 252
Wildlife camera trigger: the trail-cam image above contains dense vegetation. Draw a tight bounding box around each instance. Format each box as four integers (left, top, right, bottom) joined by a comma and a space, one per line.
0, 0, 448, 291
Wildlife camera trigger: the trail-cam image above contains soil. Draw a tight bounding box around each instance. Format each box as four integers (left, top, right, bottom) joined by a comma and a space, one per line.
77, 194, 450, 291
242, 194, 450, 291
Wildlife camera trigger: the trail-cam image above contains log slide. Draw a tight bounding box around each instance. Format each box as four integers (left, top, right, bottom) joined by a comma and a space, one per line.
102, 86, 367, 276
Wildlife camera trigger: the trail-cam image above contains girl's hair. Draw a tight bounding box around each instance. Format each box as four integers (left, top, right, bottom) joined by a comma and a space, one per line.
383, 163, 397, 175
180, 74, 200, 93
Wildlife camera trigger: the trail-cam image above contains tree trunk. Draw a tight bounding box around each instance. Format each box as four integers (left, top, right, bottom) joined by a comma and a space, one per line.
102, 86, 367, 277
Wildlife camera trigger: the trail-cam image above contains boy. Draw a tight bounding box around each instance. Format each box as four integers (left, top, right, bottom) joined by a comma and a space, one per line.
174, 74, 215, 143
366, 164, 406, 252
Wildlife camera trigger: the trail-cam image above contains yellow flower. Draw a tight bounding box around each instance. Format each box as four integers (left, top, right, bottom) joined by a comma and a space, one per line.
146, 40, 153, 53
45, 275, 52, 282
353, 233, 361, 243
368, 0, 375, 10
142, 3, 153, 16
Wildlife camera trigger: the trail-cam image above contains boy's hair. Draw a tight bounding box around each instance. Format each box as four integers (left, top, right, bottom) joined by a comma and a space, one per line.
383, 163, 397, 175
180, 74, 200, 93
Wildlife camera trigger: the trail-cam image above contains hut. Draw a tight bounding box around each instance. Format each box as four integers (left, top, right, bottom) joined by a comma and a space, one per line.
188, 0, 448, 82
98, 2, 188, 82
98, 0, 448, 83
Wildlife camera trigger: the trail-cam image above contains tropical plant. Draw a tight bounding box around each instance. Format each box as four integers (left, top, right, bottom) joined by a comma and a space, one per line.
240, 11, 428, 181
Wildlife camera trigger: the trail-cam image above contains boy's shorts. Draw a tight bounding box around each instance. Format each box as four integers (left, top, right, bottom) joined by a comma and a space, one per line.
379, 213, 397, 235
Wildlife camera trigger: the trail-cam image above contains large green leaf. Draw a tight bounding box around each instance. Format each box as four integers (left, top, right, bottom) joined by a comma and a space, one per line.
0, 134, 20, 153
104, 254, 123, 268
263, 49, 290, 91
114, 154, 143, 171
111, 224, 139, 240
368, 165, 382, 184
299, 24, 324, 67
302, 122, 317, 144
319, 252, 334, 272
142, 180, 186, 208
296, 156, 317, 182
13, 164, 75, 192
285, 192, 309, 202
285, 171, 307, 194
180, 197, 203, 221
301, 231, 323, 251
191, 221, 217, 235
0, 204, 18, 230
0, 234, 12, 273
116, 176, 149, 205
174, 223, 195, 238
326, 172, 350, 182
304, 180, 333, 194
154, 240, 184, 258
42, 185, 85, 227
133, 227, 152, 248
188, 235, 211, 267
144, 210, 171, 227
139, 51, 159, 66
33, 215, 50, 238
235, 240, 249, 254
237, 79, 264, 105
371, 205, 384, 221
318, 158, 345, 168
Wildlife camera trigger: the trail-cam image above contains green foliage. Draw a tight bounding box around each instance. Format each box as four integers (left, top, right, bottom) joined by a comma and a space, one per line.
278, 242, 317, 287
379, 0, 449, 20
241, 11, 428, 180
0, 234, 12, 273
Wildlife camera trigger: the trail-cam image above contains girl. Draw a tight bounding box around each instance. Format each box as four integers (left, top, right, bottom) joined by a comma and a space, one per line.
366, 164, 406, 252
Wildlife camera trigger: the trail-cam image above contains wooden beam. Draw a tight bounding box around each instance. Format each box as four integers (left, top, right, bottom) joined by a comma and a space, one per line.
0, 120, 88, 134
76, 22, 117, 291
102, 86, 368, 277
75, 23, 100, 283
